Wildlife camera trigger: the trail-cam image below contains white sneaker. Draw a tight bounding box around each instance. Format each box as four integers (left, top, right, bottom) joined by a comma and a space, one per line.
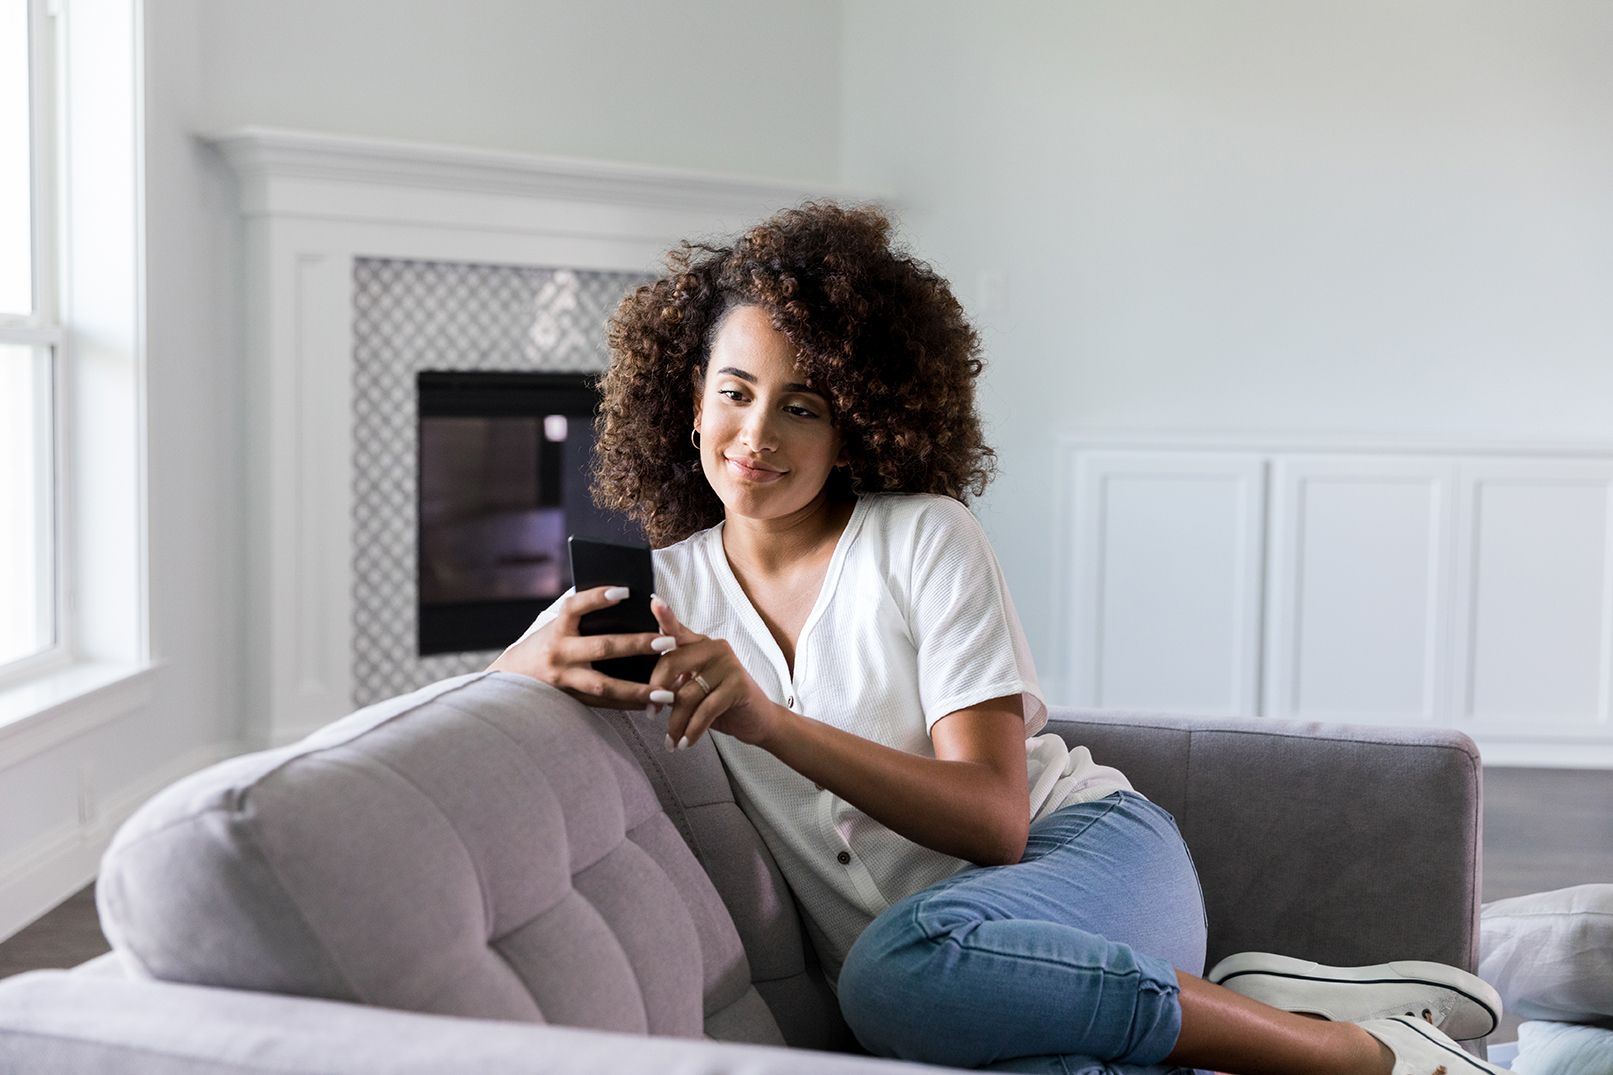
1356, 1015, 1510, 1075
1207, 952, 1503, 1040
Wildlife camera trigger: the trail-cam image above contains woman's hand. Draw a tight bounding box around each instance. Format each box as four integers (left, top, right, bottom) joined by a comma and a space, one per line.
647, 595, 788, 749
488, 586, 677, 710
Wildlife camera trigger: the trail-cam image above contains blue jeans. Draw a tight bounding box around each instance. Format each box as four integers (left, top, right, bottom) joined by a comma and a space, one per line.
837, 792, 1207, 1075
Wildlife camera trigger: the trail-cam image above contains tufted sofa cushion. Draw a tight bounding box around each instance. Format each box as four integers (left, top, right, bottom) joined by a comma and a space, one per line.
96, 672, 783, 1045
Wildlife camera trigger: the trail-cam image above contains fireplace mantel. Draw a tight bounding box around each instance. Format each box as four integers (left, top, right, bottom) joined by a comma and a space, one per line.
217, 127, 875, 745
215, 127, 858, 218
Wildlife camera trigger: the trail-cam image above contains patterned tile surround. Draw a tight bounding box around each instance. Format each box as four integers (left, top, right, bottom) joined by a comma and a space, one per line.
351, 259, 651, 705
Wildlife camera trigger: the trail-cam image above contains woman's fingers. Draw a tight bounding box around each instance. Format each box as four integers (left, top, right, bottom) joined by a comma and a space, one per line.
670, 680, 734, 749
487, 587, 687, 710
654, 644, 740, 747
558, 630, 670, 666
645, 637, 723, 694
651, 594, 704, 645
631, 614, 768, 751
557, 668, 659, 708
557, 585, 633, 633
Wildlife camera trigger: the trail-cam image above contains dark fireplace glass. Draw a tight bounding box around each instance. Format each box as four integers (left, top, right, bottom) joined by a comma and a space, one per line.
417, 371, 643, 656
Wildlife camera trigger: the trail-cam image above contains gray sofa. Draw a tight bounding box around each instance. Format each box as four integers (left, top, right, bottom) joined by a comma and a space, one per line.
0, 672, 1485, 1073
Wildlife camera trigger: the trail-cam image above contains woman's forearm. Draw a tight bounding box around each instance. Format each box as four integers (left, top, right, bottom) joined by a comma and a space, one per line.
755, 702, 1030, 866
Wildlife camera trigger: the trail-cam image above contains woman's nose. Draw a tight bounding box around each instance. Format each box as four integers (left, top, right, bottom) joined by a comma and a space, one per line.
740, 409, 777, 451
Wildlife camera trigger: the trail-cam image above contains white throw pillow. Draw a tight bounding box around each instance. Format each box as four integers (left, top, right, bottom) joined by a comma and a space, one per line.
1509, 1021, 1613, 1075
1480, 884, 1613, 1024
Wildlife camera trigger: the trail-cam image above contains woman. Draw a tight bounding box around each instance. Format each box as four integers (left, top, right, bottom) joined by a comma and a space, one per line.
493, 204, 1503, 1075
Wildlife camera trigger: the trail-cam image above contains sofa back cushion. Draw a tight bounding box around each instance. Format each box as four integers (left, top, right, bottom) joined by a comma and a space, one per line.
1044, 707, 1482, 975
96, 673, 782, 1044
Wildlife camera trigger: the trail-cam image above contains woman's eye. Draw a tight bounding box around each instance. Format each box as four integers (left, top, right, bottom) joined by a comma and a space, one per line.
786, 405, 820, 418
719, 388, 747, 402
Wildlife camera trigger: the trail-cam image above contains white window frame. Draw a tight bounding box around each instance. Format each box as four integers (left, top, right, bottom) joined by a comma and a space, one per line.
0, 0, 67, 690
0, 0, 152, 755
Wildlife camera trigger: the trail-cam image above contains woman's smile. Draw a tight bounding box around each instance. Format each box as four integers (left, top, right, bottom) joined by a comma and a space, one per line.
725, 455, 787, 482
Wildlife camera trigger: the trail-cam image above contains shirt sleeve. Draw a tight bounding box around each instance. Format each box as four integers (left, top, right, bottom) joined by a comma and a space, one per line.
903, 498, 1047, 736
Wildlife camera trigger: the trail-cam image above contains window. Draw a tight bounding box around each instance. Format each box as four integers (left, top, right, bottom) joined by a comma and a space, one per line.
0, 0, 61, 682
0, 0, 146, 746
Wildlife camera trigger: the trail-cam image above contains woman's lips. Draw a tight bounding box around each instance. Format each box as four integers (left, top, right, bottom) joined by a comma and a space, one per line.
726, 456, 785, 482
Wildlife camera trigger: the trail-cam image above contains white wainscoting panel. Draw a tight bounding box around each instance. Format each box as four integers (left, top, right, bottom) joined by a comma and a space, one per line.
1059, 436, 1613, 766
1265, 458, 1454, 724
1064, 452, 1266, 716
1453, 462, 1613, 740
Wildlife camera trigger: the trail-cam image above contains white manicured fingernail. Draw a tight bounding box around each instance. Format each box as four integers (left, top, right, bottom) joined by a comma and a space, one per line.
604, 586, 630, 601
664, 733, 676, 752
677, 736, 690, 751
644, 704, 654, 720
650, 636, 676, 653
650, 689, 675, 705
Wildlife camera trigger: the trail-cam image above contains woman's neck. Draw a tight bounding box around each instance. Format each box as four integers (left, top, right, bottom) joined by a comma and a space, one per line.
721, 493, 856, 581
720, 493, 857, 672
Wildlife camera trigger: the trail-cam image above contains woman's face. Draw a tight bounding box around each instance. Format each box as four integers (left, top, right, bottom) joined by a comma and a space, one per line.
693, 305, 847, 525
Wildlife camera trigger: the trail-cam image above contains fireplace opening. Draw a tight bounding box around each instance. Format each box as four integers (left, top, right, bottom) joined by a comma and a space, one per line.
417, 370, 643, 656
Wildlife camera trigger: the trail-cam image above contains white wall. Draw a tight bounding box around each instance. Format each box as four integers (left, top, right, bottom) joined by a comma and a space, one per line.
196, 0, 843, 182
143, 0, 246, 762
841, 1, 1613, 685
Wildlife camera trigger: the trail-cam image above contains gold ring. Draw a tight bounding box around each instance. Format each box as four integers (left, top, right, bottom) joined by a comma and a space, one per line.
691, 672, 713, 697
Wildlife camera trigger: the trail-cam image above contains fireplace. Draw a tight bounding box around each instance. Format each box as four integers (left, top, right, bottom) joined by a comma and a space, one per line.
218, 126, 847, 743
349, 257, 652, 706
416, 370, 642, 655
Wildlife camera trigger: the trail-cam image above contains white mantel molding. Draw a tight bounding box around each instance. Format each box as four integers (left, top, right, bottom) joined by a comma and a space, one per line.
218, 128, 865, 747
1055, 434, 1613, 768
212, 127, 886, 235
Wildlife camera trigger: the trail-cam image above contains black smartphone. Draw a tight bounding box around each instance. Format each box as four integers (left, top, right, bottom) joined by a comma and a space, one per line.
568, 536, 659, 684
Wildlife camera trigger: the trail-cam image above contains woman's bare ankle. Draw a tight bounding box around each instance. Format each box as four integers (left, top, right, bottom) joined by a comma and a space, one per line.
1336, 1022, 1395, 1075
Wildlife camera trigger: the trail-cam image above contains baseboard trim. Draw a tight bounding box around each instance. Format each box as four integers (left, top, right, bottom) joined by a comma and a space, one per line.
1477, 739, 1613, 769
0, 740, 241, 943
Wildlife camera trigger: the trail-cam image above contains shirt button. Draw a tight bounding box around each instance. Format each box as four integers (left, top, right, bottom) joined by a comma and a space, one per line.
785, 696, 794, 708
836, 851, 851, 865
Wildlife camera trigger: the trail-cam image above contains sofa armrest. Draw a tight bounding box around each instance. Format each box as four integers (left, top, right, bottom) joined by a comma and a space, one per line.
0, 971, 932, 1075
1045, 708, 1483, 976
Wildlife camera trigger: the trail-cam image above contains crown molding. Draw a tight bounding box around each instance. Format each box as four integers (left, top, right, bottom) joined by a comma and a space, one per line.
208, 126, 884, 221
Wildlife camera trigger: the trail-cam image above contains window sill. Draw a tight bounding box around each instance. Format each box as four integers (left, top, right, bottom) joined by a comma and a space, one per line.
0, 662, 158, 772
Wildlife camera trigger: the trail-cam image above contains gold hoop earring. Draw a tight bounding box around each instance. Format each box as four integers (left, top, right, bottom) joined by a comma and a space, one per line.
690, 429, 701, 449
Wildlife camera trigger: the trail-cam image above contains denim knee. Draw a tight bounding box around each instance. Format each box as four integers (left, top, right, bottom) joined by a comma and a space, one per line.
837, 887, 1184, 1069
837, 902, 920, 1059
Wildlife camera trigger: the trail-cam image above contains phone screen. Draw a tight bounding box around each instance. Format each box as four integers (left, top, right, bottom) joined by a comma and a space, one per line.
567, 536, 659, 683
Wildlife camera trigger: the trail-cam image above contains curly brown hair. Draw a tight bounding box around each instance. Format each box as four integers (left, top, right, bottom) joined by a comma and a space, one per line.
592, 202, 996, 547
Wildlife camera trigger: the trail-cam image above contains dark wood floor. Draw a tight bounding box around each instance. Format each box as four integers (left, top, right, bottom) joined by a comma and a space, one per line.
3, 766, 1610, 1050
0, 883, 108, 980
